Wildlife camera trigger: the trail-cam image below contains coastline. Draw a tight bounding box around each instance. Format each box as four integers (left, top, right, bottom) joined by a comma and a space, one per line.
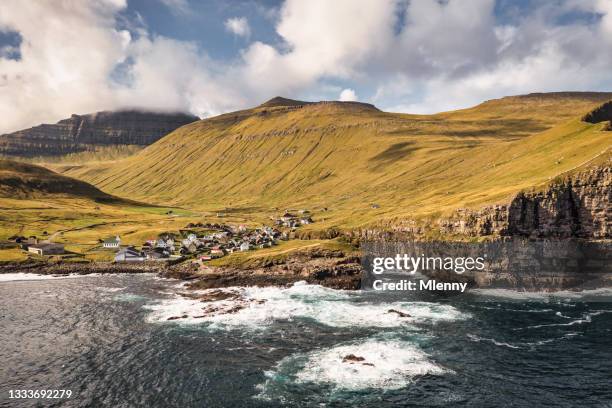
0, 248, 363, 290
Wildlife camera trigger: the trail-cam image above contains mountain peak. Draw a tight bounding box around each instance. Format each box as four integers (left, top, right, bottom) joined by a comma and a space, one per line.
259, 97, 310, 108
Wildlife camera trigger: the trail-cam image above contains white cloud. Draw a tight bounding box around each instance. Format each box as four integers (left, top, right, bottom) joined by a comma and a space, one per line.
2, 0, 612, 133
159, 0, 191, 16
224, 17, 251, 38
339, 88, 357, 101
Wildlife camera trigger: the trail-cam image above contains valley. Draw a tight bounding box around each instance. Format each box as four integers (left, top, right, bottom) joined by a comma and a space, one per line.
0, 92, 609, 277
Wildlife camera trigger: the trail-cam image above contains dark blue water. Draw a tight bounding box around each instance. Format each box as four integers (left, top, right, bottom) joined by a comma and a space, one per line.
1, 274, 611, 407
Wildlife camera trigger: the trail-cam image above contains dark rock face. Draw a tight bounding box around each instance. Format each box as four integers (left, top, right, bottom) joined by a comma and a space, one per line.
0, 110, 199, 156
438, 165, 610, 239
362, 239, 612, 291
582, 101, 612, 125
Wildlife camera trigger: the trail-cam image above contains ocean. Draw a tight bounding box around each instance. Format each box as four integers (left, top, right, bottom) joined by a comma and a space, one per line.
1, 273, 611, 407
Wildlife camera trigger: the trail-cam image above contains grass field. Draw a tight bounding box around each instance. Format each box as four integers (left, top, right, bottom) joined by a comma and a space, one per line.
207, 238, 356, 269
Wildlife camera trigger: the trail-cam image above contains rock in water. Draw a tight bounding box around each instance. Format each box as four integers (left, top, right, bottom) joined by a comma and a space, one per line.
387, 309, 411, 318
342, 354, 366, 363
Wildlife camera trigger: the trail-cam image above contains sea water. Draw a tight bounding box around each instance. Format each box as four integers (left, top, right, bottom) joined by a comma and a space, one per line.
1, 274, 611, 407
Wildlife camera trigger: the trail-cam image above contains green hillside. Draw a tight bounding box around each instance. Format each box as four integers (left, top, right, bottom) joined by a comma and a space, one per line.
0, 160, 122, 201
58, 92, 612, 231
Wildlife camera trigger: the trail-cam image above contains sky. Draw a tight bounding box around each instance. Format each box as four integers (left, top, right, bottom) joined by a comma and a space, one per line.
0, 0, 612, 133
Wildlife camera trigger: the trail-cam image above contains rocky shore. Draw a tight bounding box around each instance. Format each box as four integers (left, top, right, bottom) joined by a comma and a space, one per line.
163, 248, 363, 290
0, 261, 166, 275
0, 249, 364, 290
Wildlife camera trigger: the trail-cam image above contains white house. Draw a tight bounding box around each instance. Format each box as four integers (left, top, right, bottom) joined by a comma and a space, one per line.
240, 242, 251, 251
103, 236, 121, 248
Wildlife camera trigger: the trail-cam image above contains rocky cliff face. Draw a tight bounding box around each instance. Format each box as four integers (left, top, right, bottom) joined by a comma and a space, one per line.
582, 100, 612, 125
0, 110, 199, 156
438, 164, 610, 239
582, 100, 612, 131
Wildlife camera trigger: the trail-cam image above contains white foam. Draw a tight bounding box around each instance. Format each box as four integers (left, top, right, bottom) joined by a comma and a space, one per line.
0, 273, 89, 282
516, 312, 598, 330
99, 286, 126, 293
144, 282, 468, 329
466, 334, 521, 349
261, 338, 449, 392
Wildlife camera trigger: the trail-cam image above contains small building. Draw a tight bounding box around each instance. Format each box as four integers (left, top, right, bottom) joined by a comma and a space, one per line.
103, 236, 121, 248
146, 248, 170, 260
210, 248, 224, 258
300, 217, 313, 225
182, 241, 198, 254
28, 243, 65, 256
281, 212, 296, 222
115, 247, 145, 262
240, 242, 251, 251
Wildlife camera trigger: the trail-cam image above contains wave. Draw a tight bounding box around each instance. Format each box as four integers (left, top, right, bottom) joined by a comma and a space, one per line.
257, 336, 449, 395
466, 334, 521, 349
466, 331, 582, 349
0, 273, 93, 282
514, 311, 608, 330
144, 281, 469, 329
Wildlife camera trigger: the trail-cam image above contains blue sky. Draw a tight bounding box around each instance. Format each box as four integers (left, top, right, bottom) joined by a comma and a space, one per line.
0, 0, 611, 132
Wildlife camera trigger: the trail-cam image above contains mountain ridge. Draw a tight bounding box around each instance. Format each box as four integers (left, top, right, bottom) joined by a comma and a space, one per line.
56, 92, 612, 230
0, 110, 199, 157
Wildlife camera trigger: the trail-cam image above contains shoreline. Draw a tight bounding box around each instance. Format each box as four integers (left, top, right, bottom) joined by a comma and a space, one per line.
0, 248, 364, 290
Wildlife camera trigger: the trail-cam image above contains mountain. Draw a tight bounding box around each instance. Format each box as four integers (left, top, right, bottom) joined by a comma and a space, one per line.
58, 93, 612, 230
0, 110, 199, 157
0, 159, 121, 201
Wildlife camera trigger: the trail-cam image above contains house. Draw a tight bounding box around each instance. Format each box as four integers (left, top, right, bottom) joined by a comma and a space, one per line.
240, 242, 251, 251
156, 237, 175, 251
300, 217, 313, 225
210, 248, 224, 258
103, 236, 121, 248
115, 247, 145, 262
28, 243, 65, 256
281, 212, 296, 222
146, 247, 170, 260
182, 241, 198, 254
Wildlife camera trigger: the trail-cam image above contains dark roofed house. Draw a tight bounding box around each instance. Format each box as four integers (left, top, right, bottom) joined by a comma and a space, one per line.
115, 247, 145, 262
28, 243, 65, 256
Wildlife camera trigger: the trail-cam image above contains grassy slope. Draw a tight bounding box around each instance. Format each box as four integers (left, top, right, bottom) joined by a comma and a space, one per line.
57, 93, 611, 232
0, 160, 205, 261
0, 159, 122, 200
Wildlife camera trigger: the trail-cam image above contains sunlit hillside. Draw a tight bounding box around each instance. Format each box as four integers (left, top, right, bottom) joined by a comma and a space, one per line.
57, 92, 612, 230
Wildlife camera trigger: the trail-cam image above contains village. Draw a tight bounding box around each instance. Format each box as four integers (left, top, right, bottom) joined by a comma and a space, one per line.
9, 210, 315, 265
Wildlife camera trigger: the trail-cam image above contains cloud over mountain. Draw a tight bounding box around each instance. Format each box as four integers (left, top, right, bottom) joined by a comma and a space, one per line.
1, 0, 612, 133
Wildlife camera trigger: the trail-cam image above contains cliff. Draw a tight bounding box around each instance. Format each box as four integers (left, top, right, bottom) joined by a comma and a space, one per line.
438, 163, 611, 239
0, 110, 199, 156
582, 100, 612, 125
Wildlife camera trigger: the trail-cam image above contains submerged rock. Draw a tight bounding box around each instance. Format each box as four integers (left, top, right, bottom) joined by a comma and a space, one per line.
342, 354, 365, 363
387, 309, 411, 318
167, 315, 188, 321
342, 354, 375, 366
